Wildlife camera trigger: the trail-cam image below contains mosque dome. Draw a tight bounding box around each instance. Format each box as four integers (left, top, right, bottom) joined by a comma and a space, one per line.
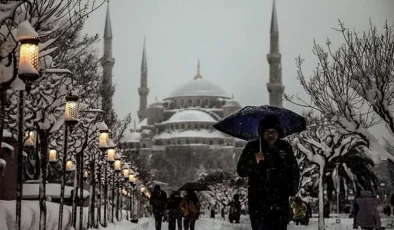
148, 101, 163, 109
164, 110, 217, 124
223, 99, 241, 107
165, 60, 230, 99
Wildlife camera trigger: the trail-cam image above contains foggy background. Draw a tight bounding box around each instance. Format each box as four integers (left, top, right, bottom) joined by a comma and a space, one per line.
82, 0, 394, 139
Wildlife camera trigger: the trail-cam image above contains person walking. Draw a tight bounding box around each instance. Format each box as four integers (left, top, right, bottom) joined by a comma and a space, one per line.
237, 115, 300, 230
180, 190, 200, 230
228, 194, 242, 223
291, 197, 306, 225
150, 185, 168, 230
355, 191, 381, 230
167, 191, 183, 230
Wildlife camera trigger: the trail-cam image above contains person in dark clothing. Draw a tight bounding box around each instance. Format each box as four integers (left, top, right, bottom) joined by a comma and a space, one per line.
228, 194, 242, 223
210, 206, 215, 219
237, 115, 300, 230
149, 185, 168, 230
167, 191, 183, 230
323, 202, 330, 219
180, 190, 200, 230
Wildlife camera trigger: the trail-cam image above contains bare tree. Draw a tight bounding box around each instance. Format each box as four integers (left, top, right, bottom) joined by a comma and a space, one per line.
285, 20, 394, 163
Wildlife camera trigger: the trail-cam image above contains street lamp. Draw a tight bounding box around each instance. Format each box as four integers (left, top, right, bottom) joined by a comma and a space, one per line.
64, 92, 80, 127
123, 163, 130, 179
15, 21, 41, 230
97, 122, 109, 227
59, 89, 80, 230
48, 149, 58, 165
17, 21, 40, 86
83, 171, 89, 181
66, 160, 75, 173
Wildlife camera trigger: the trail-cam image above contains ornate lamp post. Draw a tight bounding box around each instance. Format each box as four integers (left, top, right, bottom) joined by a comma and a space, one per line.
15, 21, 41, 230
113, 154, 121, 222
58, 91, 79, 230
335, 161, 341, 225
106, 141, 115, 224
97, 122, 109, 227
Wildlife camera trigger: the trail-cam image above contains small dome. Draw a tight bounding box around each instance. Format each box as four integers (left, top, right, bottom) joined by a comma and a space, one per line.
122, 131, 141, 143
164, 110, 216, 123
148, 101, 163, 109
165, 78, 229, 99
223, 99, 241, 107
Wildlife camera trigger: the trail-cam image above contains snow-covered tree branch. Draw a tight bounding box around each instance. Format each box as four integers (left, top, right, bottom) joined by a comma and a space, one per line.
285, 20, 394, 163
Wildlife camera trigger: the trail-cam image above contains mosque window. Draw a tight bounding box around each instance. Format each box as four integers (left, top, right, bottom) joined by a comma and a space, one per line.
209, 140, 213, 145
188, 99, 192, 106
181, 100, 184, 107
142, 144, 146, 148
186, 139, 190, 144
181, 124, 184, 129
177, 140, 180, 145
205, 99, 209, 107
218, 139, 224, 145
196, 99, 200, 107
175, 124, 179, 129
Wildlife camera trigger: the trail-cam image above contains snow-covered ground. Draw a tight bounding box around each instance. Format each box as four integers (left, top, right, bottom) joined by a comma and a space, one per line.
1, 200, 393, 230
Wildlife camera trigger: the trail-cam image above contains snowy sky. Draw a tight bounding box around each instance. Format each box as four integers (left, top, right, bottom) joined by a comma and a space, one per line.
82, 0, 394, 139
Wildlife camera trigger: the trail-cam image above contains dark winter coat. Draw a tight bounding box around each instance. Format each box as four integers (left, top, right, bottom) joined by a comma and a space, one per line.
167, 192, 183, 216
356, 191, 381, 229
237, 139, 299, 217
150, 189, 168, 215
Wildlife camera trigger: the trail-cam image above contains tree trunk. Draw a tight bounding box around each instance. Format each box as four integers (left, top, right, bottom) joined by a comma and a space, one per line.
39, 133, 48, 230
318, 165, 325, 230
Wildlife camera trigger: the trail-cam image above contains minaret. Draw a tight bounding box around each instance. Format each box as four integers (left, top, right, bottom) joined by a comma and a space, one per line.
194, 59, 203, 80
138, 37, 149, 122
266, 0, 284, 107
100, 1, 115, 122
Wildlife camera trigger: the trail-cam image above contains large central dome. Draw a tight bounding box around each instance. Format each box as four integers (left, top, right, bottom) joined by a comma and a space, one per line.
166, 78, 229, 99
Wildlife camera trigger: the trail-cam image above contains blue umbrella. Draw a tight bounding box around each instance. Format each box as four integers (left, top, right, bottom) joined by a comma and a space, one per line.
213, 105, 306, 141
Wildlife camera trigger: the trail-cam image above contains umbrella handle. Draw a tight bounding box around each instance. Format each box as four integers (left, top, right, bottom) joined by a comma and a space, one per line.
259, 137, 262, 153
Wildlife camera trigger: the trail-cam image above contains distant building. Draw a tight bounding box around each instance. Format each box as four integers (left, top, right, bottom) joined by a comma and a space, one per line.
102, 1, 286, 189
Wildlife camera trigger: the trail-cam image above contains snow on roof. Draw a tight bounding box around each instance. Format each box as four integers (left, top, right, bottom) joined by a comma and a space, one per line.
17, 21, 39, 40
136, 118, 147, 130
148, 101, 163, 109
1, 142, 13, 151
165, 78, 230, 99
163, 110, 216, 124
122, 131, 141, 143
155, 129, 224, 139
223, 99, 241, 107
141, 129, 151, 135
23, 183, 89, 199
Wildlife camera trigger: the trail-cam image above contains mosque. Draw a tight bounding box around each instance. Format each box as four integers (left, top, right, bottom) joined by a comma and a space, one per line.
100, 1, 285, 188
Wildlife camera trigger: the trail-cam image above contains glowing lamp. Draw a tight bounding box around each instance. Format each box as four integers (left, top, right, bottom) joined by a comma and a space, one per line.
106, 149, 115, 163
114, 160, 122, 172
66, 160, 74, 173
83, 171, 89, 180
123, 168, 129, 178
18, 38, 40, 85
64, 93, 79, 126
140, 187, 145, 193
48, 149, 58, 164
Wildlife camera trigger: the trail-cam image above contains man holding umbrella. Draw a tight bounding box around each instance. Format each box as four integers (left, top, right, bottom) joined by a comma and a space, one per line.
237, 115, 300, 230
